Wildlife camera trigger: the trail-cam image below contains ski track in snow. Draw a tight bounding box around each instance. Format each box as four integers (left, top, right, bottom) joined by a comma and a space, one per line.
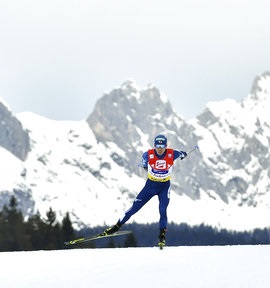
1, 245, 270, 288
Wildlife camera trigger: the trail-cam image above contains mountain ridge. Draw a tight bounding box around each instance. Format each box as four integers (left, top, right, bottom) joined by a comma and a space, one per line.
0, 72, 269, 230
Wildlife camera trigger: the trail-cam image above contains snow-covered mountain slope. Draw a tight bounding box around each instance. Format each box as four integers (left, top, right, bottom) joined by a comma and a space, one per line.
191, 72, 270, 207
0, 72, 270, 231
1, 112, 145, 229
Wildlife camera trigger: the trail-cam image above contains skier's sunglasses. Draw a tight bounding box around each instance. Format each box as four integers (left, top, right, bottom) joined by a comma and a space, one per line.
155, 144, 166, 148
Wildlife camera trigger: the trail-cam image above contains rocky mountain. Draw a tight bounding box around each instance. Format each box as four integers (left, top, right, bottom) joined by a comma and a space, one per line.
0, 72, 270, 230
87, 81, 188, 179
0, 98, 30, 161
192, 72, 270, 207
87, 74, 270, 206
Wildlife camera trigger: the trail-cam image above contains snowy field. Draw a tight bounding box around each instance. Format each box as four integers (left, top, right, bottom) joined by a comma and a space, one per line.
1, 245, 270, 288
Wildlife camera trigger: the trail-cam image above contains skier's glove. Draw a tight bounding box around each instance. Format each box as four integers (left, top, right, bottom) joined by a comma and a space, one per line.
180, 151, 187, 160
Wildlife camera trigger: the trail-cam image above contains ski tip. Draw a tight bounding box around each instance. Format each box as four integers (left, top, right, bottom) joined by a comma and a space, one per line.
64, 241, 74, 246
64, 237, 85, 246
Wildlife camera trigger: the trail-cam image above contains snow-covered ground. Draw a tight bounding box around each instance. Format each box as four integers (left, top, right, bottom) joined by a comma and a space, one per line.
1, 245, 270, 288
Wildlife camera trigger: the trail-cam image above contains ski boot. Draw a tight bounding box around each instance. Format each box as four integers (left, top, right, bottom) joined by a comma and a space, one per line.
158, 228, 167, 250
99, 221, 122, 236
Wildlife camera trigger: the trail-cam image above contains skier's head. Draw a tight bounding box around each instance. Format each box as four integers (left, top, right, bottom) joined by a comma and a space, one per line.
154, 134, 167, 148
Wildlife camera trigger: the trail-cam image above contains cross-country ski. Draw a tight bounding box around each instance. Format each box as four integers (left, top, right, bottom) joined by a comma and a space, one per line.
64, 230, 132, 246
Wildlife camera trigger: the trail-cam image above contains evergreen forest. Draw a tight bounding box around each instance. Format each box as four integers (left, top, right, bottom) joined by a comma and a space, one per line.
0, 196, 270, 252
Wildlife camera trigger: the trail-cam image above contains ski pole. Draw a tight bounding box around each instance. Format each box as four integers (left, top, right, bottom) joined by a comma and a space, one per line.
187, 145, 199, 156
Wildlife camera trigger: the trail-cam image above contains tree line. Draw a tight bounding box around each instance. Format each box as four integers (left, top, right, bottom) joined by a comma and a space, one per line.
1, 196, 270, 252
0, 196, 75, 251
82, 222, 270, 248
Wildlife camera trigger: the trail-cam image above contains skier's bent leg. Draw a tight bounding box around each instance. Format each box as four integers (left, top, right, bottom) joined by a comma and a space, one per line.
119, 184, 154, 225
119, 195, 150, 224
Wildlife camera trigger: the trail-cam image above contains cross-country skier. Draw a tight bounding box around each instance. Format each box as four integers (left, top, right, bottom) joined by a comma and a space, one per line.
99, 134, 187, 247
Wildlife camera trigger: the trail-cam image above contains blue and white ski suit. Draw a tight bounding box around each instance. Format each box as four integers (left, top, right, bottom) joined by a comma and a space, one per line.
119, 148, 186, 229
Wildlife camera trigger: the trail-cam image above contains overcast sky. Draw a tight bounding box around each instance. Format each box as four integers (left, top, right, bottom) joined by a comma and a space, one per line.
0, 0, 270, 120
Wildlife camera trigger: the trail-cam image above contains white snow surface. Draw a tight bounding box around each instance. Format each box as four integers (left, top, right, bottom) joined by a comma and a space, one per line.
1, 245, 270, 288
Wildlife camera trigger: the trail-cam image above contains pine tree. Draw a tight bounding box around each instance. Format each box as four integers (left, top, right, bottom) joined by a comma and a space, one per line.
43, 207, 60, 249
62, 212, 75, 242
45, 207, 57, 227
0, 196, 28, 251
26, 213, 47, 250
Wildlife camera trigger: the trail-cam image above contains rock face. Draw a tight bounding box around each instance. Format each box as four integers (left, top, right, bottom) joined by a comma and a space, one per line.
0, 98, 30, 161
87, 80, 183, 173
